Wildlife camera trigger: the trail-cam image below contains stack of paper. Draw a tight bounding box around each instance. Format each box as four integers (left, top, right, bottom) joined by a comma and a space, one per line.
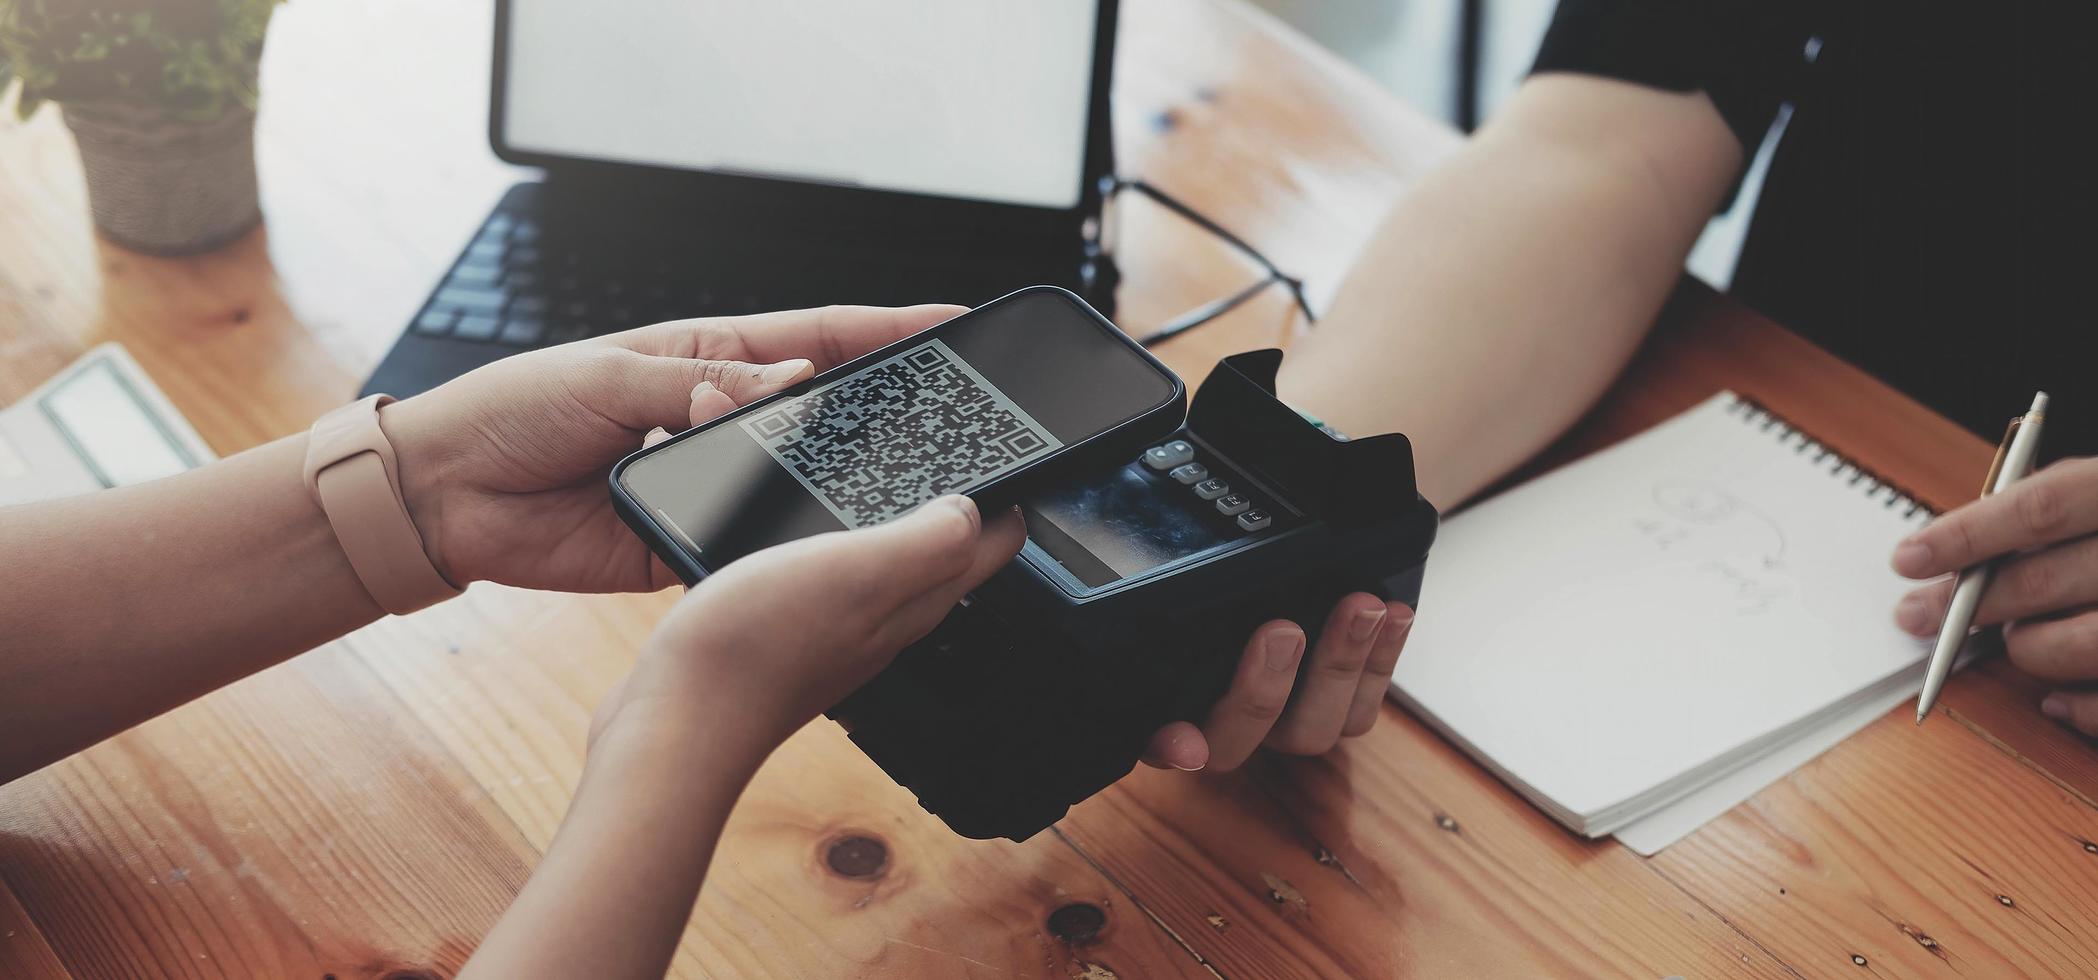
1390, 393, 1949, 854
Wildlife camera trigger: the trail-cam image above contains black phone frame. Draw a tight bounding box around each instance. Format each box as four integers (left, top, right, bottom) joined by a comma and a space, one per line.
609, 286, 1186, 584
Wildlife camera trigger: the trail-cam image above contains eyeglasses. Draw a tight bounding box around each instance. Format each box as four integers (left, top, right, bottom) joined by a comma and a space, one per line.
1102, 176, 1317, 348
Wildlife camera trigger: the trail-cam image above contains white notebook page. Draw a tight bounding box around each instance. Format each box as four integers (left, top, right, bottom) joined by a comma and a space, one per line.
1391, 393, 1933, 831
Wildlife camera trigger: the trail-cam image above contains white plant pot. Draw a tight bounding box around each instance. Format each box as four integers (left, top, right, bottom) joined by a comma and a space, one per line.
61, 101, 262, 256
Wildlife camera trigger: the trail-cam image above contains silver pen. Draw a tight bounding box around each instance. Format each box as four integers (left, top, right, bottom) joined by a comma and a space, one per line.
1916, 391, 2049, 724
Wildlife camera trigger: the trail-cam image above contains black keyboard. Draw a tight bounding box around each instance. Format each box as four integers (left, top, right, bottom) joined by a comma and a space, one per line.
364, 183, 1100, 398
405, 205, 1012, 351
408, 209, 817, 349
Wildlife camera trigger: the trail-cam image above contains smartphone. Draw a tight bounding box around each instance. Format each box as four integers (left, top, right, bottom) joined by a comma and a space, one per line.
611, 287, 1186, 583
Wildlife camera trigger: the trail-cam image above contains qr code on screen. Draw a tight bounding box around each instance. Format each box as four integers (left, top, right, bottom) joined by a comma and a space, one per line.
739, 338, 1063, 528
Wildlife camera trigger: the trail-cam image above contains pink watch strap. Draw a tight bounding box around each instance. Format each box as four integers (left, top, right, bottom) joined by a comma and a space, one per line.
302, 395, 462, 614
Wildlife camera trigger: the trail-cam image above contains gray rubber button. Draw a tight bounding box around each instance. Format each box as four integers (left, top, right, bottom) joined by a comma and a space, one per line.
1143, 440, 1196, 471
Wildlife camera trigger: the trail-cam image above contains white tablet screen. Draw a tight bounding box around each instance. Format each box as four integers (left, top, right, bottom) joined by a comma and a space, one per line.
502, 1, 1100, 210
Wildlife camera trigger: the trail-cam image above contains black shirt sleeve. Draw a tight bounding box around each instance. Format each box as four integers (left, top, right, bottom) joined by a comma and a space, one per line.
1532, 0, 1819, 153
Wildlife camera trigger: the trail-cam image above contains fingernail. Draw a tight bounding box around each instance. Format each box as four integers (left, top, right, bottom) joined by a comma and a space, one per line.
2042, 694, 2071, 722
690, 380, 717, 399
760, 358, 813, 385
1170, 758, 1204, 772
1893, 538, 1932, 575
1264, 631, 1304, 671
1895, 593, 1935, 636
1350, 606, 1387, 642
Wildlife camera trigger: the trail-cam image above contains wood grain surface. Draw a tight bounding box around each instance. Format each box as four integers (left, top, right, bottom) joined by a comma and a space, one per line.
1652, 707, 2098, 979
3, 0, 2094, 977
0, 881, 67, 977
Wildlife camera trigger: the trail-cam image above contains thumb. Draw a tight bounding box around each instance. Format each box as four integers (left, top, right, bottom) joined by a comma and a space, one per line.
849, 496, 990, 605
614, 354, 814, 432
770, 496, 986, 610
682, 356, 814, 406
638, 382, 765, 449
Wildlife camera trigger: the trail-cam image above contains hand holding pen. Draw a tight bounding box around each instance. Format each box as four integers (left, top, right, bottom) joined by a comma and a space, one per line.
1894, 394, 2098, 735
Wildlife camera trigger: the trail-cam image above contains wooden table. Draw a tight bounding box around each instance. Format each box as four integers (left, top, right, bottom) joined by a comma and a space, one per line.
4, 1, 2096, 976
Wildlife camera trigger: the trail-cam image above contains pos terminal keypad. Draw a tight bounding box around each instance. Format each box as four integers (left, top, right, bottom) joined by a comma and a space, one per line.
1141, 438, 1282, 536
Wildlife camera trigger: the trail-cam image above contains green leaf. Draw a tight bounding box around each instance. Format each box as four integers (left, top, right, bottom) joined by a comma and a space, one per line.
1, 0, 279, 116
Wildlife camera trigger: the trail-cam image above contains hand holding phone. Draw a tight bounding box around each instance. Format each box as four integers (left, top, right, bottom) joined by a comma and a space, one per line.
612, 288, 1185, 582
595, 495, 1027, 758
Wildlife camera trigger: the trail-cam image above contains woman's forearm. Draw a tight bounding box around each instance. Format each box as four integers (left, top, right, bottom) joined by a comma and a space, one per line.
460, 702, 773, 980
0, 434, 382, 782
461, 496, 1027, 978
1278, 75, 1743, 507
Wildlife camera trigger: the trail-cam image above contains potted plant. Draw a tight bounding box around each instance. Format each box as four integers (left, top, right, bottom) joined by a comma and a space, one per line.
0, 0, 282, 254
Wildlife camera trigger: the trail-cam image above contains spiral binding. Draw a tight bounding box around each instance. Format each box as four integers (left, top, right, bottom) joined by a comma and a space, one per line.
1720, 393, 1934, 522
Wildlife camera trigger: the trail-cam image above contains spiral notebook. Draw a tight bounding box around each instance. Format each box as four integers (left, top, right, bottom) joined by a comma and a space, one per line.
1390, 392, 1947, 854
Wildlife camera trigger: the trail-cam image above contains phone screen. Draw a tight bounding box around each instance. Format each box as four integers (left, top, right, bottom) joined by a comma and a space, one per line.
618, 290, 1178, 570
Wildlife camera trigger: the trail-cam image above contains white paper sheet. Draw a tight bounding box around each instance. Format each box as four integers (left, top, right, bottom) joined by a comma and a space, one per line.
1611, 679, 1913, 854
1391, 393, 1936, 837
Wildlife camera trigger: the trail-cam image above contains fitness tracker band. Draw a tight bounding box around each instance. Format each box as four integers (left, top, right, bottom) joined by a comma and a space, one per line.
303, 395, 461, 614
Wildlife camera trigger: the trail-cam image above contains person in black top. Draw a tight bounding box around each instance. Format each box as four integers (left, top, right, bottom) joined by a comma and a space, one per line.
1272, 0, 2098, 736
1536, 1, 2098, 455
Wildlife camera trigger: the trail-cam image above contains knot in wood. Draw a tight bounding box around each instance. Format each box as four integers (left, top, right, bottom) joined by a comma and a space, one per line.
823, 834, 889, 879
1048, 902, 1108, 944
